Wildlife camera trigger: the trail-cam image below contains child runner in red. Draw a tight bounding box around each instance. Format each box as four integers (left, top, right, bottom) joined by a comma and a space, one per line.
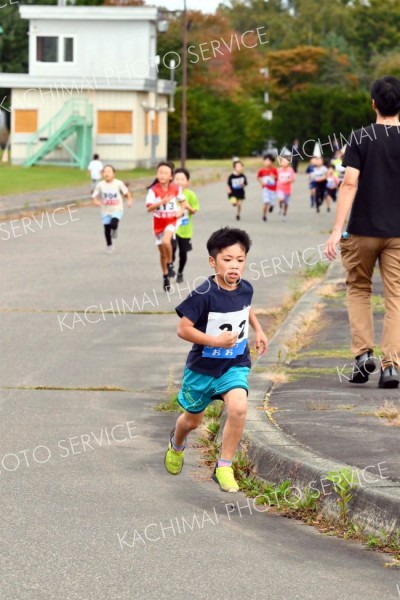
146, 162, 184, 291
257, 153, 278, 221
277, 156, 296, 221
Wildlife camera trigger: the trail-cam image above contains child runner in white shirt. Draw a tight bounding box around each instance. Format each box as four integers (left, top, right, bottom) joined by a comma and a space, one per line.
93, 165, 132, 254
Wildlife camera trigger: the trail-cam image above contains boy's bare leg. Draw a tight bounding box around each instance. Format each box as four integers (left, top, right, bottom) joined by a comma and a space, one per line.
236, 200, 241, 217
263, 203, 269, 218
173, 410, 204, 446
220, 388, 247, 460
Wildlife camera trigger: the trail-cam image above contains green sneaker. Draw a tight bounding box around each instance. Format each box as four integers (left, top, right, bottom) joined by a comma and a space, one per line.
212, 465, 239, 493
164, 431, 185, 475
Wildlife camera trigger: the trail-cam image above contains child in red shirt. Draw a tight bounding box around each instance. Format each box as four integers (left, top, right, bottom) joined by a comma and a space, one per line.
277, 156, 296, 221
257, 153, 278, 222
146, 162, 184, 291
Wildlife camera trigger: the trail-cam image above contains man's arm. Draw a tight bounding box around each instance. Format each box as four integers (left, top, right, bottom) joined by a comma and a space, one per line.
249, 308, 268, 355
324, 166, 360, 260
177, 316, 238, 348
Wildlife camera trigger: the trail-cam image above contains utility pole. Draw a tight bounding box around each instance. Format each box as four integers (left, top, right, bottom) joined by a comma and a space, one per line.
180, 0, 187, 168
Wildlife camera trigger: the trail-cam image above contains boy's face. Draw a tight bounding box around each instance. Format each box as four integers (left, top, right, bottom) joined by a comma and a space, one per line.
280, 158, 290, 168
103, 166, 114, 182
234, 162, 243, 173
263, 158, 272, 168
157, 165, 173, 185
174, 172, 189, 189
209, 243, 247, 288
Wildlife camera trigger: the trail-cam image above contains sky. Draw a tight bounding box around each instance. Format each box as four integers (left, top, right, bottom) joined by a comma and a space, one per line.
147, 0, 226, 14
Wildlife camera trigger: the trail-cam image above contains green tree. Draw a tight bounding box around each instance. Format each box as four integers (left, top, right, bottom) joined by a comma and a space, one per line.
269, 86, 374, 152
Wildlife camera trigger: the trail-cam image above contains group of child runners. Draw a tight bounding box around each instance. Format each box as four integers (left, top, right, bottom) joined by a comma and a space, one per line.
89, 148, 349, 494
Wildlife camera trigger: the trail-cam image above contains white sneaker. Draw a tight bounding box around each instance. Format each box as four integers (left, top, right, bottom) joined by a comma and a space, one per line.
106, 246, 114, 254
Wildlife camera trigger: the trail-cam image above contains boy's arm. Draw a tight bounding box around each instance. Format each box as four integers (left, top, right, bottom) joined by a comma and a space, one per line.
177, 316, 238, 348
249, 308, 268, 355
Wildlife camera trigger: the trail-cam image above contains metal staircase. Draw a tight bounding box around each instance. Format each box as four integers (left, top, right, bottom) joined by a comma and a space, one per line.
23, 98, 93, 169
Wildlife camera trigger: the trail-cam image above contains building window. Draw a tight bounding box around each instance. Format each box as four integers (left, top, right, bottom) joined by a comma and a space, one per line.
36, 37, 58, 63
97, 111, 133, 134
15, 110, 38, 133
63, 38, 74, 62
36, 36, 75, 63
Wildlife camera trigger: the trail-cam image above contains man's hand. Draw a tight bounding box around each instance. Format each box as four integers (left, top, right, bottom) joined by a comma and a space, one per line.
324, 230, 342, 261
215, 331, 238, 348
254, 330, 268, 355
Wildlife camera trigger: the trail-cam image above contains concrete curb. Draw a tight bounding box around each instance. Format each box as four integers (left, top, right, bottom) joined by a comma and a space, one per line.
246, 261, 400, 535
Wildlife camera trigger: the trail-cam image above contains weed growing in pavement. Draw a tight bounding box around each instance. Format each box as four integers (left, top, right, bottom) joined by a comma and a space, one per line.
302, 260, 330, 279
154, 367, 183, 413
326, 468, 357, 526
375, 400, 400, 423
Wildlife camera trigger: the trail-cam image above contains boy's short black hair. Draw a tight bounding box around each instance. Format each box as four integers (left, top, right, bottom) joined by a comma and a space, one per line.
371, 76, 400, 117
103, 164, 115, 173
174, 167, 190, 180
93, 153, 99, 160
263, 153, 275, 162
207, 227, 251, 259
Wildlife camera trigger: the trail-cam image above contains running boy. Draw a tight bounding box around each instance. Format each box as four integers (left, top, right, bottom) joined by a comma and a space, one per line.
325, 164, 339, 211
313, 156, 328, 213
173, 168, 200, 284
257, 153, 278, 221
277, 156, 296, 220
227, 160, 248, 221
88, 153, 103, 192
146, 162, 184, 291
164, 227, 269, 493
93, 164, 132, 254
306, 157, 317, 208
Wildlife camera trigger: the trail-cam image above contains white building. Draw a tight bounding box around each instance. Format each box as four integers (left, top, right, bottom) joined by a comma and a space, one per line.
0, 6, 175, 168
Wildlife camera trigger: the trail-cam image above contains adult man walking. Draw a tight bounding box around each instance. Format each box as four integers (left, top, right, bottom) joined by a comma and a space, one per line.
325, 76, 400, 388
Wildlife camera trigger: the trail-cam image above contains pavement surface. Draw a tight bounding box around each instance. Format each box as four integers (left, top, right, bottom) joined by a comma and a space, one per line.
1, 172, 400, 599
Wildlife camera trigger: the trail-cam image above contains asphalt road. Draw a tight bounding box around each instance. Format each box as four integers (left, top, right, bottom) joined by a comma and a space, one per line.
1, 173, 399, 599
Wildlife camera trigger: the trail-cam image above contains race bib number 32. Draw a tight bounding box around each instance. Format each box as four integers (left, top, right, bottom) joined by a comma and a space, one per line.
202, 307, 250, 359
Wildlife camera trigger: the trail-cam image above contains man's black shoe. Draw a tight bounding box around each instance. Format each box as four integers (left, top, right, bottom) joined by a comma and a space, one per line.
378, 366, 400, 389
349, 351, 376, 384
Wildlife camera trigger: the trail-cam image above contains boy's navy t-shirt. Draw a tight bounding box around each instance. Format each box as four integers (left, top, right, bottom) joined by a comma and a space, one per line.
175, 277, 253, 377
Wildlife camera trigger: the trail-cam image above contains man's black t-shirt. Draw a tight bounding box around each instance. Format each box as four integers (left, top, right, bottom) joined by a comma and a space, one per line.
343, 124, 400, 237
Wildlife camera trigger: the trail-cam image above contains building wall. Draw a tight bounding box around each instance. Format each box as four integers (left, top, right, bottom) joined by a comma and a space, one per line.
28, 19, 157, 82
11, 88, 168, 168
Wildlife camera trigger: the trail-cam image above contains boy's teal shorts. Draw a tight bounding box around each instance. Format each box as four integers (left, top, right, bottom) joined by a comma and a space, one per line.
178, 366, 250, 414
